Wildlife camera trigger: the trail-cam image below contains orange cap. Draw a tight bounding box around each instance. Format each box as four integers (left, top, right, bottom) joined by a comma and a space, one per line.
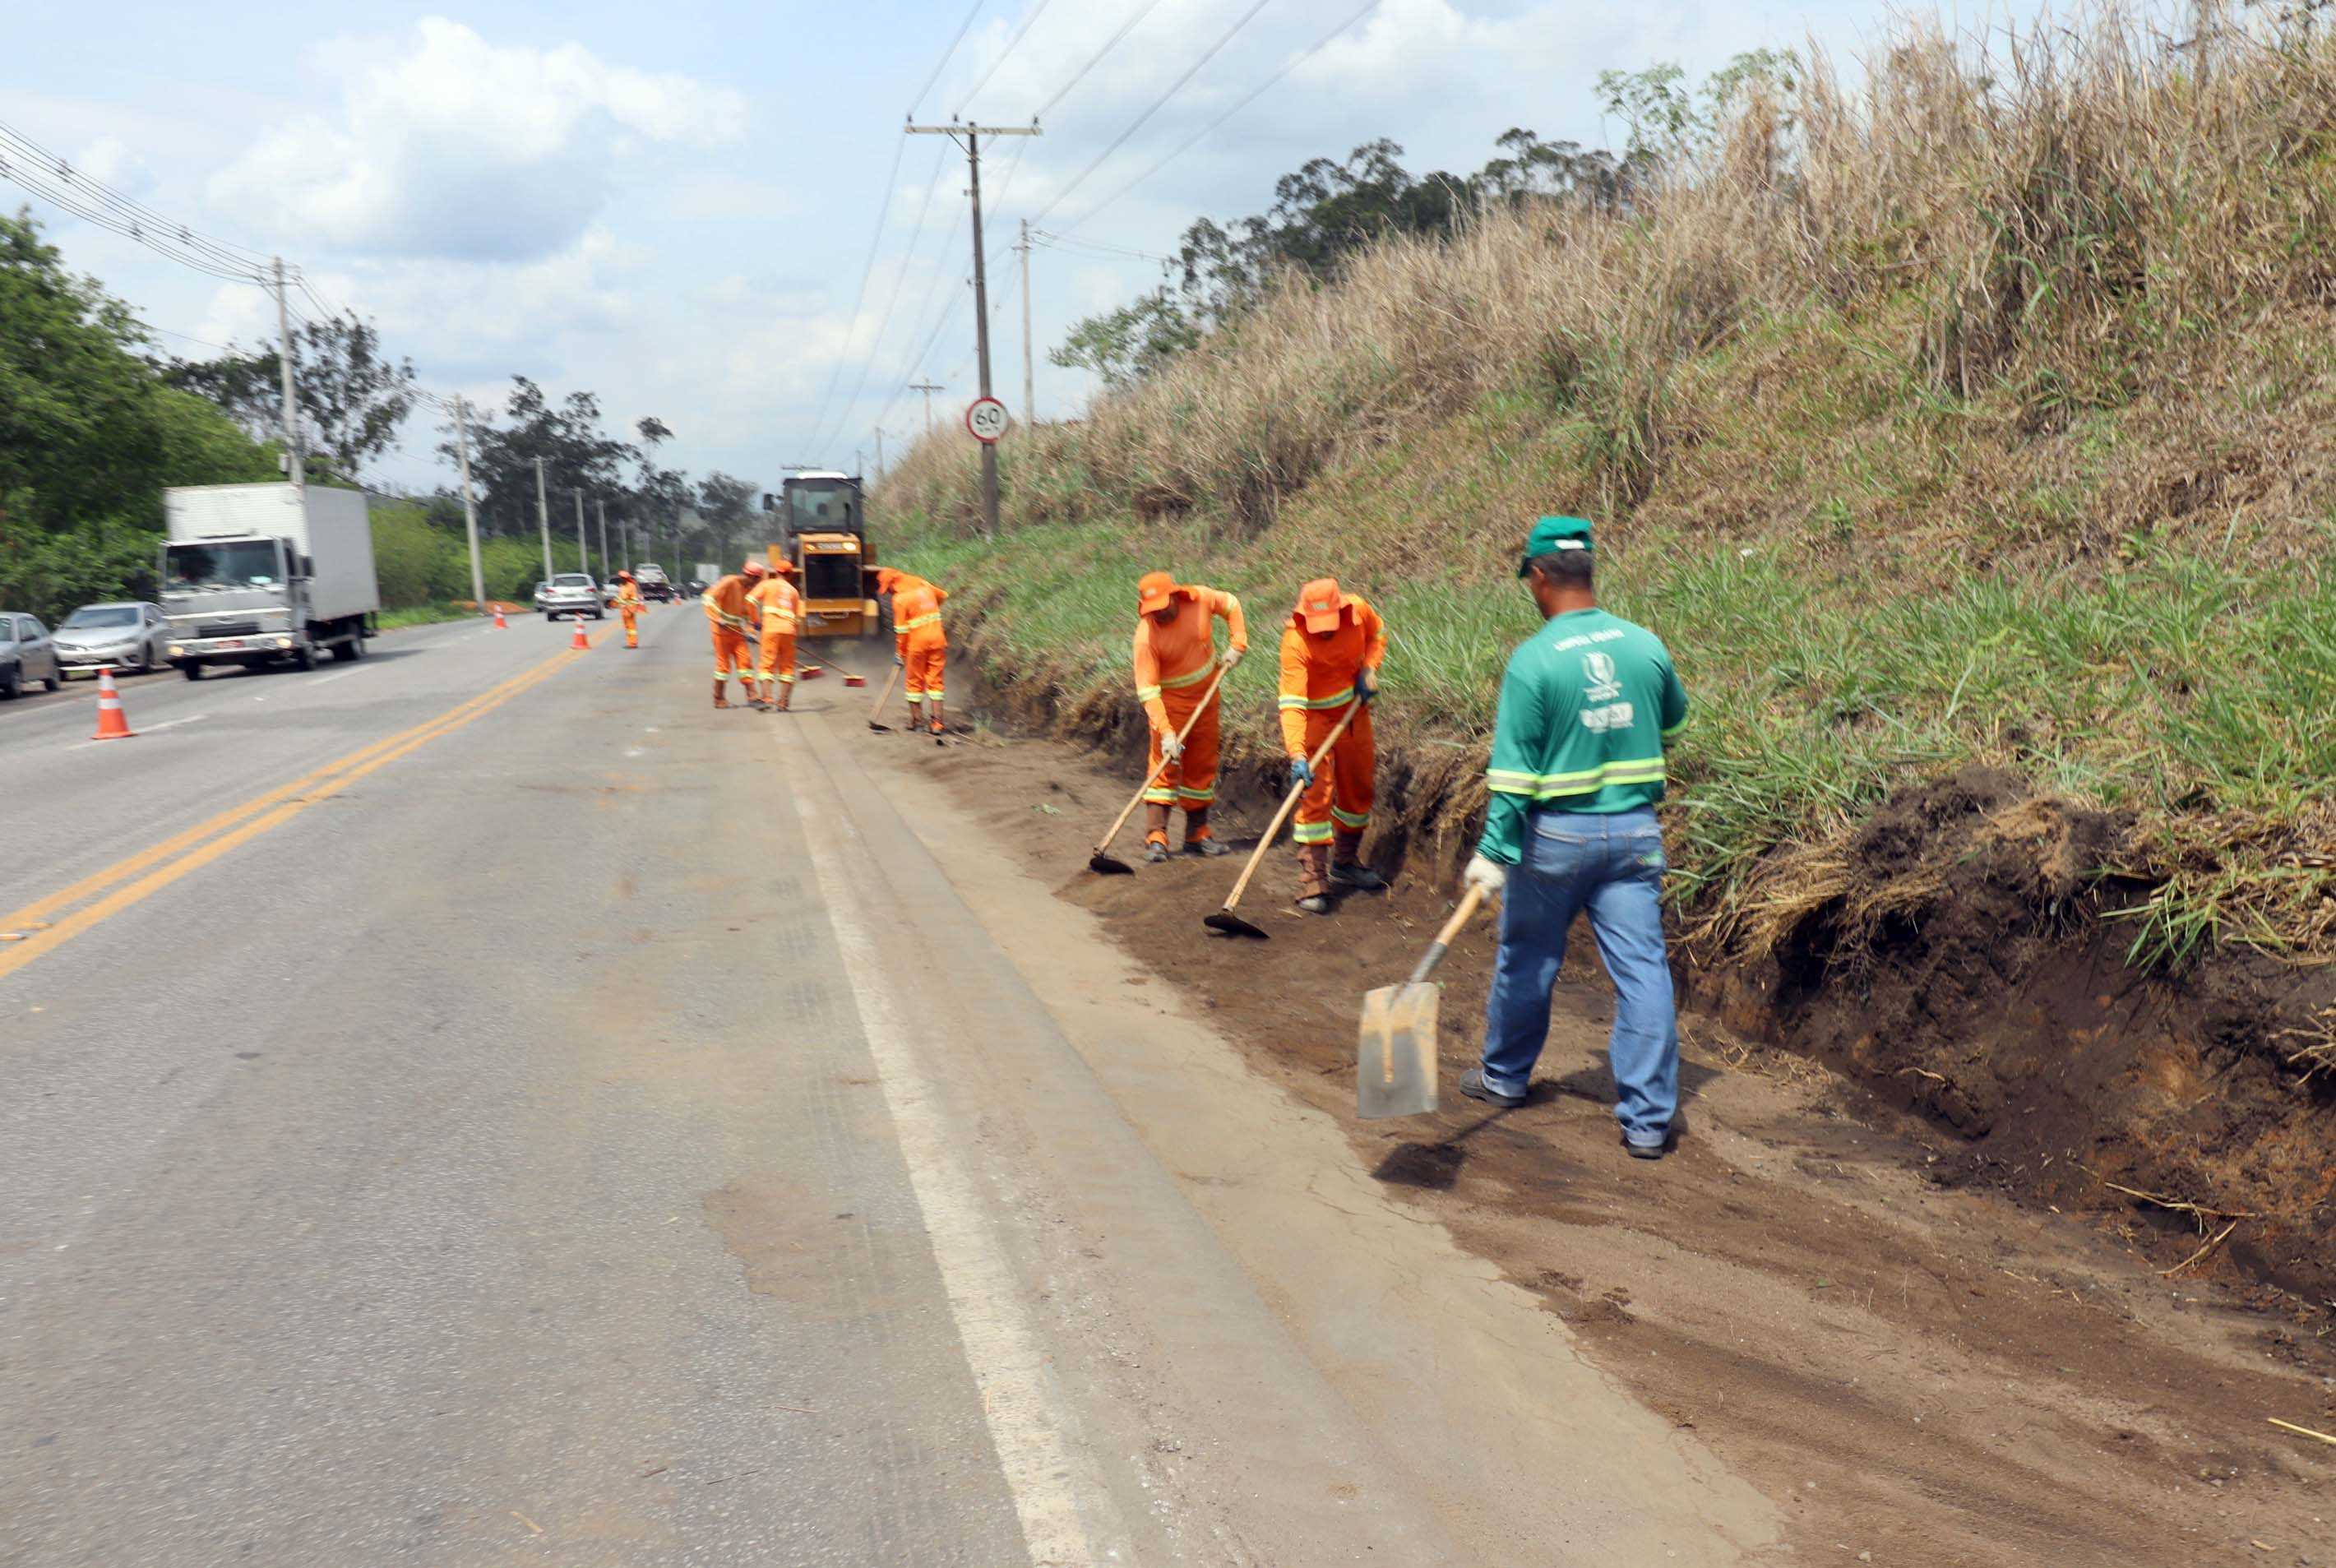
742, 559, 768, 578
1296, 577, 1347, 633
876, 567, 901, 591
1136, 571, 1176, 614
770, 557, 795, 575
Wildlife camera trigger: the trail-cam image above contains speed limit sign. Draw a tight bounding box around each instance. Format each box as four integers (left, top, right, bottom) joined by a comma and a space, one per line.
965, 396, 1010, 444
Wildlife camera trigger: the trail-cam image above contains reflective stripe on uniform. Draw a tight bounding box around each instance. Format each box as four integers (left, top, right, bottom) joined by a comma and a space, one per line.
1486, 758, 1668, 798
1135, 684, 1163, 703
1159, 663, 1217, 691
1142, 786, 1177, 804
901, 612, 941, 630
1330, 804, 1371, 830
1292, 820, 1335, 844
1176, 786, 1215, 803
1278, 686, 1354, 710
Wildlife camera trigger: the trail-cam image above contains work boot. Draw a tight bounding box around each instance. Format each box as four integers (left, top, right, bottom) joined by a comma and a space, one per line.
1296, 842, 1332, 914
1144, 836, 1170, 864
1182, 808, 1229, 857
712, 681, 729, 710
1330, 860, 1388, 891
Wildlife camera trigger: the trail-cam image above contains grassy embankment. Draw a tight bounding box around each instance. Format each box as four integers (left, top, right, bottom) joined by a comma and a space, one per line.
878, 13, 2336, 976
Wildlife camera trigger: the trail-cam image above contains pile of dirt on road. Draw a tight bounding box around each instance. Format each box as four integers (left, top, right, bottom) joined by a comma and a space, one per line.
954, 650, 2336, 1321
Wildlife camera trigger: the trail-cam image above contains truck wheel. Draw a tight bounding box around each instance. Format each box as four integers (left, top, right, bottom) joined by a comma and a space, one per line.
294, 643, 317, 672
332, 637, 359, 663
181, 662, 204, 682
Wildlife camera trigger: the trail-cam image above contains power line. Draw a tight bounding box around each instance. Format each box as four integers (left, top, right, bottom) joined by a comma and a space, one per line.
910, 0, 988, 116
0, 118, 275, 278
1033, 228, 1172, 263
956, 0, 1057, 115
1036, 0, 1172, 118
1030, 0, 1278, 227
1057, 0, 1381, 233
813, 142, 955, 455
804, 132, 910, 452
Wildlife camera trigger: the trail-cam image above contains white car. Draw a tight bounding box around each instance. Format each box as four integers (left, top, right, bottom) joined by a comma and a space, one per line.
55, 601, 173, 677
539, 574, 604, 620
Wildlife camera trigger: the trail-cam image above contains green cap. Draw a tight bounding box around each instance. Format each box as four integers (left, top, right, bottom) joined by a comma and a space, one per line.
1518, 516, 1594, 576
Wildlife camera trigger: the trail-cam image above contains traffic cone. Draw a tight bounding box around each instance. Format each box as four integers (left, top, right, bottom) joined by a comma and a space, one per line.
492, 604, 507, 629
90, 667, 135, 740
570, 618, 590, 651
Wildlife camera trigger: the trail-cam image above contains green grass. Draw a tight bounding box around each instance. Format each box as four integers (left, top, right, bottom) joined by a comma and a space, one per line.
376, 601, 485, 631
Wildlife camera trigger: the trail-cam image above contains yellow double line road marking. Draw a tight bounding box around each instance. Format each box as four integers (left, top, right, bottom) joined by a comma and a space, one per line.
0, 643, 588, 983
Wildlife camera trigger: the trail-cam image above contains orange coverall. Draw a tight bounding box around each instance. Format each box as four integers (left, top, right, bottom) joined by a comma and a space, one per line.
702, 574, 758, 685
1133, 585, 1246, 827
616, 582, 643, 648
747, 576, 801, 692
1279, 593, 1385, 890
892, 577, 948, 711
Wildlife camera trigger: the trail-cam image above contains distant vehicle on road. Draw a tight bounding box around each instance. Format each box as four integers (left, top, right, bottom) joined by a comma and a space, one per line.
539, 573, 604, 620
161, 483, 380, 679
634, 563, 673, 601
55, 602, 172, 677
0, 613, 63, 698
682, 578, 707, 600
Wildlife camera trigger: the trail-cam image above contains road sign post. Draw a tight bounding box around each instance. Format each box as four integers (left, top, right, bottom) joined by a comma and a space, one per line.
966, 397, 1009, 445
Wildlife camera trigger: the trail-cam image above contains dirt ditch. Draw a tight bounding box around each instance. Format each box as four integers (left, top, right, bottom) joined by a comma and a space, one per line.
856, 645, 2336, 1565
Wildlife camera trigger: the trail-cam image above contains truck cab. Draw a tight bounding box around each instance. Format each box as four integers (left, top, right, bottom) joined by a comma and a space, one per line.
772, 472, 881, 639
161, 484, 379, 678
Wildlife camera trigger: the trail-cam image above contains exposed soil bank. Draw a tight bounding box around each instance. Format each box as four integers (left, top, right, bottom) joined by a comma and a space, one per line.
837, 633, 2336, 1560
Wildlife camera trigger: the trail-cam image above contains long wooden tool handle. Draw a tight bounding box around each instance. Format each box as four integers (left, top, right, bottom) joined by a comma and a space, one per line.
867, 664, 901, 719
1405, 883, 1486, 986
1092, 664, 1234, 855
1218, 699, 1363, 914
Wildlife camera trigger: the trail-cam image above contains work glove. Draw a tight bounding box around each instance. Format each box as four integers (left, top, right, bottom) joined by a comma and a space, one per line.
1288, 756, 1315, 791
1220, 645, 1245, 669
1464, 853, 1508, 899
1356, 666, 1380, 704
1159, 733, 1185, 765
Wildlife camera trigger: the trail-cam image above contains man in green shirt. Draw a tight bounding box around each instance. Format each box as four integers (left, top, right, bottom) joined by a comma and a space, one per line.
1457, 516, 1691, 1159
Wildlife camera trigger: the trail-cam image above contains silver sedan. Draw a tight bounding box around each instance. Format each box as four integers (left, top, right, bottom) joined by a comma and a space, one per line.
54, 601, 174, 677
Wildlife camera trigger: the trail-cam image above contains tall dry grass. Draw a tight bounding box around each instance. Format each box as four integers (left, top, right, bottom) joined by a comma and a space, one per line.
886, 7, 2336, 544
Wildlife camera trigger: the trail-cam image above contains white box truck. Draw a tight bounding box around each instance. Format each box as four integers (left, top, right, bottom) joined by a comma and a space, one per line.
160, 483, 381, 678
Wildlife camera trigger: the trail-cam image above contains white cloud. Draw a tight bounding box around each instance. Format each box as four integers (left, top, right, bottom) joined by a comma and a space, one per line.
209, 17, 746, 263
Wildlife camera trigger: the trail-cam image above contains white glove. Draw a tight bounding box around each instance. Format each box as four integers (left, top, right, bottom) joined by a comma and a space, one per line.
1159, 733, 1185, 764
1464, 853, 1508, 898
1220, 645, 1245, 669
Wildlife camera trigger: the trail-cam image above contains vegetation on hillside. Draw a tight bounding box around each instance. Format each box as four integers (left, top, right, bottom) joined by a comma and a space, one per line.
879, 11, 2336, 969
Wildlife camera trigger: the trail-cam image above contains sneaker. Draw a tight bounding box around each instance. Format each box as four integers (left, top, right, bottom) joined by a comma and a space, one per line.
1296, 894, 1332, 915
1182, 837, 1230, 858
1144, 840, 1170, 864
1458, 1068, 1526, 1108
1621, 1128, 1671, 1160
1330, 862, 1388, 891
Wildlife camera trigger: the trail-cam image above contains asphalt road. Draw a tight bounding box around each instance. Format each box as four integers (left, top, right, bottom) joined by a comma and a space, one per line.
0, 608, 1494, 1566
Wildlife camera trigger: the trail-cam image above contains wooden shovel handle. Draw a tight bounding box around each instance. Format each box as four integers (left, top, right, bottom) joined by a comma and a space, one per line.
867, 663, 901, 720
1092, 664, 1234, 857
1406, 883, 1485, 986
1217, 699, 1363, 915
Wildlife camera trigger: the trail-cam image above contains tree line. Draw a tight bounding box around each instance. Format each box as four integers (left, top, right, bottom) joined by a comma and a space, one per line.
0, 205, 763, 621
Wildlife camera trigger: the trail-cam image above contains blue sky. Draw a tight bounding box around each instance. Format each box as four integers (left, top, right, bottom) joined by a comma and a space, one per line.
9, 0, 1935, 493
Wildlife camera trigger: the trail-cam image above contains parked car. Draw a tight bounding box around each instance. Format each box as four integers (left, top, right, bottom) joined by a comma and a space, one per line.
531, 580, 553, 614
539, 573, 604, 620
55, 601, 173, 677
0, 613, 62, 698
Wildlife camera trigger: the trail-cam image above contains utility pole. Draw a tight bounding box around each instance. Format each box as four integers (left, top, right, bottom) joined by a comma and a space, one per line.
909, 381, 945, 436
597, 499, 609, 580
453, 395, 485, 614
272, 257, 303, 493
906, 119, 1040, 542
1018, 219, 1034, 429
573, 489, 587, 573
534, 456, 553, 584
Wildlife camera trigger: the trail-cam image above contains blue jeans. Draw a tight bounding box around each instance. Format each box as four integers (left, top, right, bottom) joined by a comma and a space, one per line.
1478, 807, 1678, 1145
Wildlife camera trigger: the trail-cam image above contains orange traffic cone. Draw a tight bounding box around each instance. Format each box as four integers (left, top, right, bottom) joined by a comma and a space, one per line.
492, 604, 507, 629
569, 618, 590, 651
90, 667, 135, 740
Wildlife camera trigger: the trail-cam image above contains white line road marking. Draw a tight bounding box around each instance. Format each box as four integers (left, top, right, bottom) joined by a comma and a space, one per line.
67, 714, 208, 752
307, 668, 368, 687
789, 770, 1114, 1568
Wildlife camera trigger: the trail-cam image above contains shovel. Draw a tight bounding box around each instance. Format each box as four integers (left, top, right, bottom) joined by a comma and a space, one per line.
1087, 665, 1233, 875
1203, 700, 1362, 940
866, 664, 903, 732
1357, 884, 1485, 1118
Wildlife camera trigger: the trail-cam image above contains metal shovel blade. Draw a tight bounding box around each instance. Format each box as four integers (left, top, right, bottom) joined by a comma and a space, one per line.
1357, 981, 1441, 1118
1203, 909, 1269, 940
1088, 852, 1136, 876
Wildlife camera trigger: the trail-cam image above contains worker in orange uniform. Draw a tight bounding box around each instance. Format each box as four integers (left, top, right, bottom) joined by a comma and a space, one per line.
881, 567, 951, 737
613, 571, 644, 650
1131, 571, 1247, 861
702, 559, 766, 709
747, 559, 802, 713
1279, 578, 1390, 914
